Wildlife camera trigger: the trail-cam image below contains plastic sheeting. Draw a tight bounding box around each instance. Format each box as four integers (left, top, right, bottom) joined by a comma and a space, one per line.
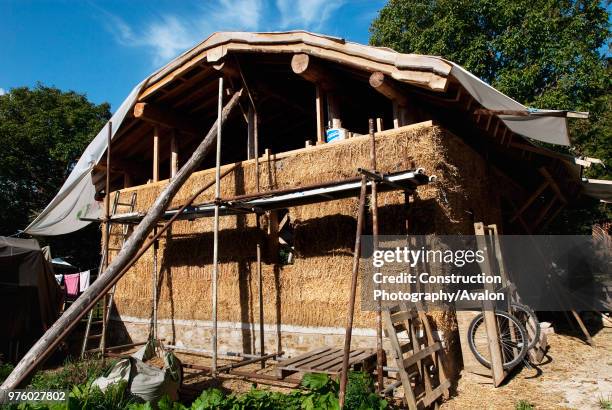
582, 179, 612, 203
92, 341, 182, 403
23, 82, 146, 236
23, 31, 575, 236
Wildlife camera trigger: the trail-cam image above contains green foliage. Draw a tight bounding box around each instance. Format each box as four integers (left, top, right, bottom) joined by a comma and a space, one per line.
0, 362, 15, 384
370, 0, 611, 232
29, 357, 114, 390
0, 84, 110, 266
515, 399, 535, 410
599, 394, 612, 410
345, 372, 387, 410
66, 380, 136, 410
13, 369, 387, 410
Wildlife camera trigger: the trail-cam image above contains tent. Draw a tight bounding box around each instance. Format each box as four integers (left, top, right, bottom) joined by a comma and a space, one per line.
0, 237, 63, 362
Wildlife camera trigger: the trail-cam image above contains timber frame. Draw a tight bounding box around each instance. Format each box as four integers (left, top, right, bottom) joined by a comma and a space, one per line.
3, 32, 594, 407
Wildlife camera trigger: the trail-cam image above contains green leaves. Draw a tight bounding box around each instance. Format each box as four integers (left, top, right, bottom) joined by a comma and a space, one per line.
370, 0, 611, 232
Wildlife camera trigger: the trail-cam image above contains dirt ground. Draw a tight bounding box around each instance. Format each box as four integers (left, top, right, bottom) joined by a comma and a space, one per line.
108, 321, 611, 409
441, 325, 612, 410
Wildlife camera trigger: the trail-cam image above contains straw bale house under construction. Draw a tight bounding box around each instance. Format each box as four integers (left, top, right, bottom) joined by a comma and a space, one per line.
93, 32, 593, 376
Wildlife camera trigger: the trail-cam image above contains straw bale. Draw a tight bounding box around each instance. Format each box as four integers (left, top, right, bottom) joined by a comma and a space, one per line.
110, 122, 501, 344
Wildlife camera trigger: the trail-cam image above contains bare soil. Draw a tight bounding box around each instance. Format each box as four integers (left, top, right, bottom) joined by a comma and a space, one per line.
441, 326, 612, 410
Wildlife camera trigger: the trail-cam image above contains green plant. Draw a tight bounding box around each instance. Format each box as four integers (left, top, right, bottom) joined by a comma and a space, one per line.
68, 380, 136, 410
345, 371, 387, 410
0, 362, 14, 384
599, 394, 612, 410
29, 357, 114, 390
516, 399, 535, 410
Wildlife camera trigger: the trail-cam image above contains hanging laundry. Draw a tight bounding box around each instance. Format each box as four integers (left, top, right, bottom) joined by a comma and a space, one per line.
79, 270, 90, 292
64, 273, 80, 297
54, 274, 63, 285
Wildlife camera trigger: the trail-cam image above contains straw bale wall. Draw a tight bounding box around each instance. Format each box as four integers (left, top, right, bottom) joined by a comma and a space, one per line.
108, 121, 502, 375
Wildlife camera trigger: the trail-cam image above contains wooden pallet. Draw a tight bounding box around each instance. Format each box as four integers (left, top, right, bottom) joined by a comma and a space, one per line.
276, 347, 376, 379
383, 305, 450, 409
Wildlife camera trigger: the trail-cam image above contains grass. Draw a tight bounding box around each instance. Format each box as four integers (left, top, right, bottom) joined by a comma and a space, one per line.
599, 394, 612, 410
29, 356, 115, 390
516, 400, 535, 410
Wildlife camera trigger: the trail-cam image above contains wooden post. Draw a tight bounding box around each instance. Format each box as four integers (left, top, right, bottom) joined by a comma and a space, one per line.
376, 118, 383, 133
327, 93, 342, 129
257, 239, 264, 365
338, 177, 368, 408
211, 77, 223, 375
100, 121, 112, 357
170, 130, 178, 179
368, 119, 384, 393
316, 85, 325, 144
392, 101, 400, 129
247, 105, 255, 159
152, 228, 159, 341
0, 89, 243, 390
474, 222, 506, 386
153, 126, 160, 182
369, 72, 410, 128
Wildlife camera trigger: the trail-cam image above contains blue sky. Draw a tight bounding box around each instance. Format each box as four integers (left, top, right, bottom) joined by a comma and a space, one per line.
0, 0, 386, 110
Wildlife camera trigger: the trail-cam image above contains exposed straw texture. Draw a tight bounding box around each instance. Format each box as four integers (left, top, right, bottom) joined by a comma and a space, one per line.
109, 122, 501, 339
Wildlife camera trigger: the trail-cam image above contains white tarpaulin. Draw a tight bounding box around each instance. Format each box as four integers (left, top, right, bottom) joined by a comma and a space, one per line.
23, 31, 575, 236
582, 179, 612, 203
24, 83, 145, 235
449, 64, 570, 146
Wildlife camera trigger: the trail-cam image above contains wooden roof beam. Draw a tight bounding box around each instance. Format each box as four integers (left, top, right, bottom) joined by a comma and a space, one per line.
368, 72, 409, 107
291, 53, 336, 90
133, 103, 201, 135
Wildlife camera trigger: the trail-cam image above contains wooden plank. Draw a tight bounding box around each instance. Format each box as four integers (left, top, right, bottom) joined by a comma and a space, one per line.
509, 180, 549, 223
402, 342, 441, 368
283, 349, 342, 371
383, 309, 419, 410
277, 347, 331, 367
475, 222, 506, 387
170, 131, 178, 178
420, 379, 451, 408
318, 350, 365, 372
390, 310, 417, 323
152, 126, 160, 183
327, 350, 375, 372
299, 351, 351, 372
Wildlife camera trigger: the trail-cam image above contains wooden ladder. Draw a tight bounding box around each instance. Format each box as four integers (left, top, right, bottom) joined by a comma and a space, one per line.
383, 304, 450, 409
80, 191, 137, 358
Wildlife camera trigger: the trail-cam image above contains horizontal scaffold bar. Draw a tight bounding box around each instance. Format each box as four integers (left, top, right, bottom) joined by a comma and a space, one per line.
82, 169, 432, 224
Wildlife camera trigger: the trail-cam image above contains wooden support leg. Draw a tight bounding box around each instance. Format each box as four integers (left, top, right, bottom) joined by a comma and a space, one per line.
338, 177, 368, 408
571, 310, 594, 346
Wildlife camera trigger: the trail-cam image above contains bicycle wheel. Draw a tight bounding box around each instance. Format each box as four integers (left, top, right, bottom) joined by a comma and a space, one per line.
510, 303, 541, 351
467, 311, 528, 370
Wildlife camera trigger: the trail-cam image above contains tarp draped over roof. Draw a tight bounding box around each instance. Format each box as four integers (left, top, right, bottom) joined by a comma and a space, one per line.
23, 31, 576, 236
582, 179, 612, 203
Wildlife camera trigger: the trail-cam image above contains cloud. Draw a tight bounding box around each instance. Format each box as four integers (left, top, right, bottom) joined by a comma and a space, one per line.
276, 0, 346, 31
101, 0, 264, 66
101, 0, 346, 67
0, 88, 5, 96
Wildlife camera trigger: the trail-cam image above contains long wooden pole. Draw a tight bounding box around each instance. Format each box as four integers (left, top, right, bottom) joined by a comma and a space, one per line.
100, 121, 112, 357
1, 89, 243, 390
338, 176, 368, 408
152, 228, 158, 340
369, 119, 384, 393
211, 77, 224, 375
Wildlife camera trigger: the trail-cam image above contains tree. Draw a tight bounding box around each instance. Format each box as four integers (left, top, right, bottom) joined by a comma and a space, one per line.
370, 0, 610, 232
0, 84, 110, 266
